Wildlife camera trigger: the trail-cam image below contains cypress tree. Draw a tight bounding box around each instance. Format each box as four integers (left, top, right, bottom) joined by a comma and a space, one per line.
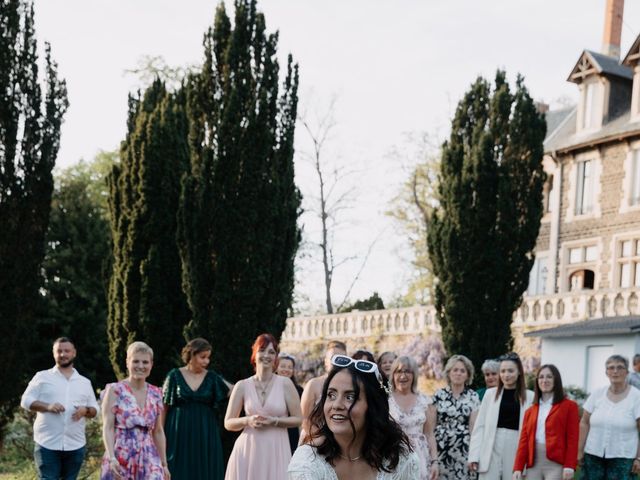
0, 0, 68, 439
35, 156, 113, 389
427, 71, 546, 378
108, 80, 190, 384
178, 0, 300, 381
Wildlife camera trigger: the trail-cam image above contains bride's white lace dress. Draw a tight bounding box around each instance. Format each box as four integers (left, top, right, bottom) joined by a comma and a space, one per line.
287, 444, 419, 480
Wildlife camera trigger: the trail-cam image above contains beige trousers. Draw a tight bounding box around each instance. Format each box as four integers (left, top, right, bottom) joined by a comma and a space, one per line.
523, 443, 563, 480
479, 428, 520, 480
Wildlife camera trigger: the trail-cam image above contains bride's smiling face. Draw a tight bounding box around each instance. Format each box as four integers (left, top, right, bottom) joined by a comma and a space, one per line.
323, 369, 368, 439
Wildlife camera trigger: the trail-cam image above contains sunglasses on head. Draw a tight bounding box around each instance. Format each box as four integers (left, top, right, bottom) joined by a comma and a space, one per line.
498, 352, 520, 362
331, 354, 383, 383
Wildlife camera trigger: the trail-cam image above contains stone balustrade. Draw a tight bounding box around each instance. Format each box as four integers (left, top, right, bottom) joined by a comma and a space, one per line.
281, 305, 440, 342
513, 288, 639, 326
282, 289, 640, 343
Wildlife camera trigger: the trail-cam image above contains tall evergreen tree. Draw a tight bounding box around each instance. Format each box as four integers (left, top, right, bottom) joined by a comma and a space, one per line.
35, 155, 114, 389
0, 0, 68, 439
178, 0, 300, 381
108, 80, 190, 384
427, 72, 546, 378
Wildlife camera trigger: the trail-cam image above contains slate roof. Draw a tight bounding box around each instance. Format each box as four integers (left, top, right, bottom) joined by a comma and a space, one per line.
586, 50, 633, 80
524, 316, 640, 338
544, 108, 574, 141
622, 34, 640, 67
544, 108, 640, 154
542, 44, 640, 154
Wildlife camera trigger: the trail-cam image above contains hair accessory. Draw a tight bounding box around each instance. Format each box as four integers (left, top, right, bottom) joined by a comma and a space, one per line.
331, 354, 390, 394
498, 352, 520, 361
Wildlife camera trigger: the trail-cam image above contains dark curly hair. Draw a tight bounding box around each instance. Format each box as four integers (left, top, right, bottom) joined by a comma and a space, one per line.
306, 364, 411, 472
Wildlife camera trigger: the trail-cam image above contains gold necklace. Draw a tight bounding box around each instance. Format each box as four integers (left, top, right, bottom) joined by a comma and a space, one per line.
338, 453, 361, 462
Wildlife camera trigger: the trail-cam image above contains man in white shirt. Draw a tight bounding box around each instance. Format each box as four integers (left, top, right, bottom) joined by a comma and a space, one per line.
21, 337, 99, 480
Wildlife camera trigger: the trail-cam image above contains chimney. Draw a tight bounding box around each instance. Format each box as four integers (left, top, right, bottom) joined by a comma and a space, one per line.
535, 101, 549, 114
602, 0, 624, 58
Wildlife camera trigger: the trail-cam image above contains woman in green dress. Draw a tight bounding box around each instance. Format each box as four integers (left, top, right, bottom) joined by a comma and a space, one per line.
163, 338, 231, 480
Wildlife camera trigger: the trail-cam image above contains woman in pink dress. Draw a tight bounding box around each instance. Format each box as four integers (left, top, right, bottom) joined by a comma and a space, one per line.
224, 333, 302, 480
101, 341, 169, 480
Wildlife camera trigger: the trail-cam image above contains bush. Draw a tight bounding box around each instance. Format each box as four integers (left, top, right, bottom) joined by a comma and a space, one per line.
0, 409, 102, 480
397, 335, 445, 380
565, 385, 589, 407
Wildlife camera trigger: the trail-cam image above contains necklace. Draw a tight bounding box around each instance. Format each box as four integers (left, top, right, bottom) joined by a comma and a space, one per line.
338, 453, 361, 462
254, 375, 274, 399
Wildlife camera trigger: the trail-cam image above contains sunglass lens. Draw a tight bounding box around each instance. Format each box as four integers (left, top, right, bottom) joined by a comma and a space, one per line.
355, 361, 374, 372
333, 356, 351, 367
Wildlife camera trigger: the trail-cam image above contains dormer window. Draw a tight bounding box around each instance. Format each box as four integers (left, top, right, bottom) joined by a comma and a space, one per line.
568, 50, 633, 133
582, 80, 602, 130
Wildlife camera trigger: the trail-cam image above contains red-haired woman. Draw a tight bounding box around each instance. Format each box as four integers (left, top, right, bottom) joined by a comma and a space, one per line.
224, 333, 302, 480
512, 364, 579, 480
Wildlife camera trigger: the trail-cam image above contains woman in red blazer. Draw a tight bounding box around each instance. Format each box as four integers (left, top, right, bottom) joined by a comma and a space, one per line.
512, 364, 579, 480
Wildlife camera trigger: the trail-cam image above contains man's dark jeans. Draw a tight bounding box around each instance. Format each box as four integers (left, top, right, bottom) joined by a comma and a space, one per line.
34, 443, 85, 480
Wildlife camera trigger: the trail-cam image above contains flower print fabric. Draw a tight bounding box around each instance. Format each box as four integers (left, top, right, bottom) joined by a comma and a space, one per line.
389, 393, 432, 480
433, 386, 480, 480
100, 381, 165, 480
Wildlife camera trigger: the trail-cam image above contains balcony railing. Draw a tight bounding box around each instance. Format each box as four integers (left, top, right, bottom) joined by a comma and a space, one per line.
282, 289, 640, 342
281, 305, 440, 342
513, 288, 639, 326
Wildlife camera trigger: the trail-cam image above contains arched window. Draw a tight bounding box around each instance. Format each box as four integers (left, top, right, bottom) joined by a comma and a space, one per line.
569, 269, 595, 291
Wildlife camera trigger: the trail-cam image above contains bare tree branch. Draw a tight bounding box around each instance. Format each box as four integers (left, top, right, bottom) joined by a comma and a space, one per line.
298, 95, 371, 314
335, 230, 385, 312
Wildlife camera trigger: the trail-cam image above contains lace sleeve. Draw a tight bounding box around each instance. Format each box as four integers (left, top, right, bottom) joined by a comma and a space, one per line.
393, 451, 420, 480
288, 472, 318, 480
287, 444, 331, 480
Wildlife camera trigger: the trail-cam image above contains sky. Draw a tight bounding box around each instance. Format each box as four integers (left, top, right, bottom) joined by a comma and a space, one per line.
33, 0, 640, 314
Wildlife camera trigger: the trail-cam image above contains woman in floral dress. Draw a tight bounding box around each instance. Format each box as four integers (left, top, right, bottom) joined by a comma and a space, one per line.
101, 341, 169, 480
388, 356, 438, 480
428, 354, 480, 480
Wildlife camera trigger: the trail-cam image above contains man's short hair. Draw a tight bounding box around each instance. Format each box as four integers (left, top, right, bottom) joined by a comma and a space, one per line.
326, 340, 347, 352
633, 353, 640, 365
53, 337, 75, 348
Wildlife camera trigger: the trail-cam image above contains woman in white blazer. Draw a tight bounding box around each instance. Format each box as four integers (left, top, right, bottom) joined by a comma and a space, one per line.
468, 353, 534, 479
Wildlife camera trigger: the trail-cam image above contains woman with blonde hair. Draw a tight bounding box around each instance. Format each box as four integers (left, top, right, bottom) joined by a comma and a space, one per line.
429, 354, 480, 479
388, 355, 438, 480
101, 342, 169, 479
